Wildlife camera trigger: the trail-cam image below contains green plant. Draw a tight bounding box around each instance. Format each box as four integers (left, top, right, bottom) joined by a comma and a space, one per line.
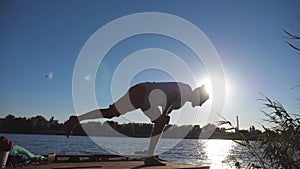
218, 97, 300, 169
282, 17, 300, 51
258, 97, 300, 169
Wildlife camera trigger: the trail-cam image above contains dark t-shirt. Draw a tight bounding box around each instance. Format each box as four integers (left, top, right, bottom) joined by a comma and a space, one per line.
129, 82, 193, 111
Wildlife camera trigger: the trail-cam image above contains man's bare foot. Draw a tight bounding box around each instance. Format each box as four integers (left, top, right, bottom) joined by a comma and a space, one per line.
144, 156, 166, 166
64, 116, 79, 138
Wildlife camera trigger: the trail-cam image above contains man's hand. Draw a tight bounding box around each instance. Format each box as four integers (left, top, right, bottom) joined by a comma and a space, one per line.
162, 104, 173, 115
163, 91, 178, 115
152, 114, 170, 125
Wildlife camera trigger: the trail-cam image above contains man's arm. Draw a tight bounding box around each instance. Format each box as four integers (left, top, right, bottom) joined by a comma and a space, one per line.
162, 91, 178, 115
162, 104, 173, 116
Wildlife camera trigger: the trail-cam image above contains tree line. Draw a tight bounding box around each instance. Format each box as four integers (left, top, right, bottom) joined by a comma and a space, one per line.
0, 114, 262, 139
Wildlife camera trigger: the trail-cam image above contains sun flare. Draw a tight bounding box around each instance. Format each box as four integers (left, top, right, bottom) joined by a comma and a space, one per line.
197, 77, 213, 97
197, 76, 234, 100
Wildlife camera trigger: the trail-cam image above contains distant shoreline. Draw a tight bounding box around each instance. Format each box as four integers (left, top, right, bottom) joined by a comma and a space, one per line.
0, 114, 260, 140
0, 131, 252, 140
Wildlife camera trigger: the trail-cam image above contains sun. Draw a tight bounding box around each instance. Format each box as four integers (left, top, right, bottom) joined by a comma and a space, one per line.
197, 76, 234, 99
197, 77, 213, 97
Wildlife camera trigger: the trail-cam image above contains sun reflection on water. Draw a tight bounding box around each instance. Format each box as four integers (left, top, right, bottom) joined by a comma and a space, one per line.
201, 139, 236, 169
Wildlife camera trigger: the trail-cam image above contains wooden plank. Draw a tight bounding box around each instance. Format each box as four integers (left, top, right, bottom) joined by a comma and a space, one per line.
46, 154, 154, 162
5, 161, 210, 169
53, 154, 120, 158
7, 154, 210, 169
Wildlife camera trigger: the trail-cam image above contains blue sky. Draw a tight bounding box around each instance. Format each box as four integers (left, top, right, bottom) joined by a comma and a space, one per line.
1, 0, 300, 129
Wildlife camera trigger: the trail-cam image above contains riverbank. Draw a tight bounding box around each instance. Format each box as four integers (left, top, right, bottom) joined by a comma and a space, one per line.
1, 131, 259, 140
0, 115, 260, 140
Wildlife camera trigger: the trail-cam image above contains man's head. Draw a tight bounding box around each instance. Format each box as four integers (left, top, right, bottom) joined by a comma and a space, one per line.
191, 85, 209, 107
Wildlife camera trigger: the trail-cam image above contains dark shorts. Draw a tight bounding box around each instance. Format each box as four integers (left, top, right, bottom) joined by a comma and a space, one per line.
110, 84, 150, 115
129, 84, 150, 111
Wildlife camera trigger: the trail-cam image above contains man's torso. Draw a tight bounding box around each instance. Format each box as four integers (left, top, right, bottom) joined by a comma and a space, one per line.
130, 82, 192, 110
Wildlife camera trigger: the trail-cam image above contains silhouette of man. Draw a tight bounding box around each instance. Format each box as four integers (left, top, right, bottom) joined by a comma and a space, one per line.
64, 82, 209, 166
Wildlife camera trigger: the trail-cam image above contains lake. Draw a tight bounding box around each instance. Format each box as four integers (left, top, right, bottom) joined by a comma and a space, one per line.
1, 133, 248, 169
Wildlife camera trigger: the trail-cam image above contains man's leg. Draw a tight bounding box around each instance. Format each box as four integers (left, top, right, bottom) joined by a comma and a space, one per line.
144, 112, 170, 166
64, 107, 121, 138
64, 90, 136, 138
78, 106, 121, 121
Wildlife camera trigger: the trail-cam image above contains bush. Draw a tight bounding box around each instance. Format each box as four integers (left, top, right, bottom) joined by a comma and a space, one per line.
231, 97, 300, 169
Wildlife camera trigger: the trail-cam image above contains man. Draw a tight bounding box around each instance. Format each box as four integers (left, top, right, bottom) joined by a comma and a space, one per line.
64, 82, 209, 166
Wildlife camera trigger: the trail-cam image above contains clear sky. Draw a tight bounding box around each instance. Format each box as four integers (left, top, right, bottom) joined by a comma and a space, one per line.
1, 0, 300, 129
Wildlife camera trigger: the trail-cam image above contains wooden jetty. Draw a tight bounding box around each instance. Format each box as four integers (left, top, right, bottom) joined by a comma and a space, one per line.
6, 154, 210, 169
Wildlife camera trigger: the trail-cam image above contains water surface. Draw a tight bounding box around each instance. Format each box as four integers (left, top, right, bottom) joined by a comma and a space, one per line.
2, 133, 246, 169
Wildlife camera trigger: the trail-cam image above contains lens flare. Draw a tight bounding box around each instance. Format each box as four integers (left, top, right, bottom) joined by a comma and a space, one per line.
198, 77, 213, 97
84, 74, 92, 82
